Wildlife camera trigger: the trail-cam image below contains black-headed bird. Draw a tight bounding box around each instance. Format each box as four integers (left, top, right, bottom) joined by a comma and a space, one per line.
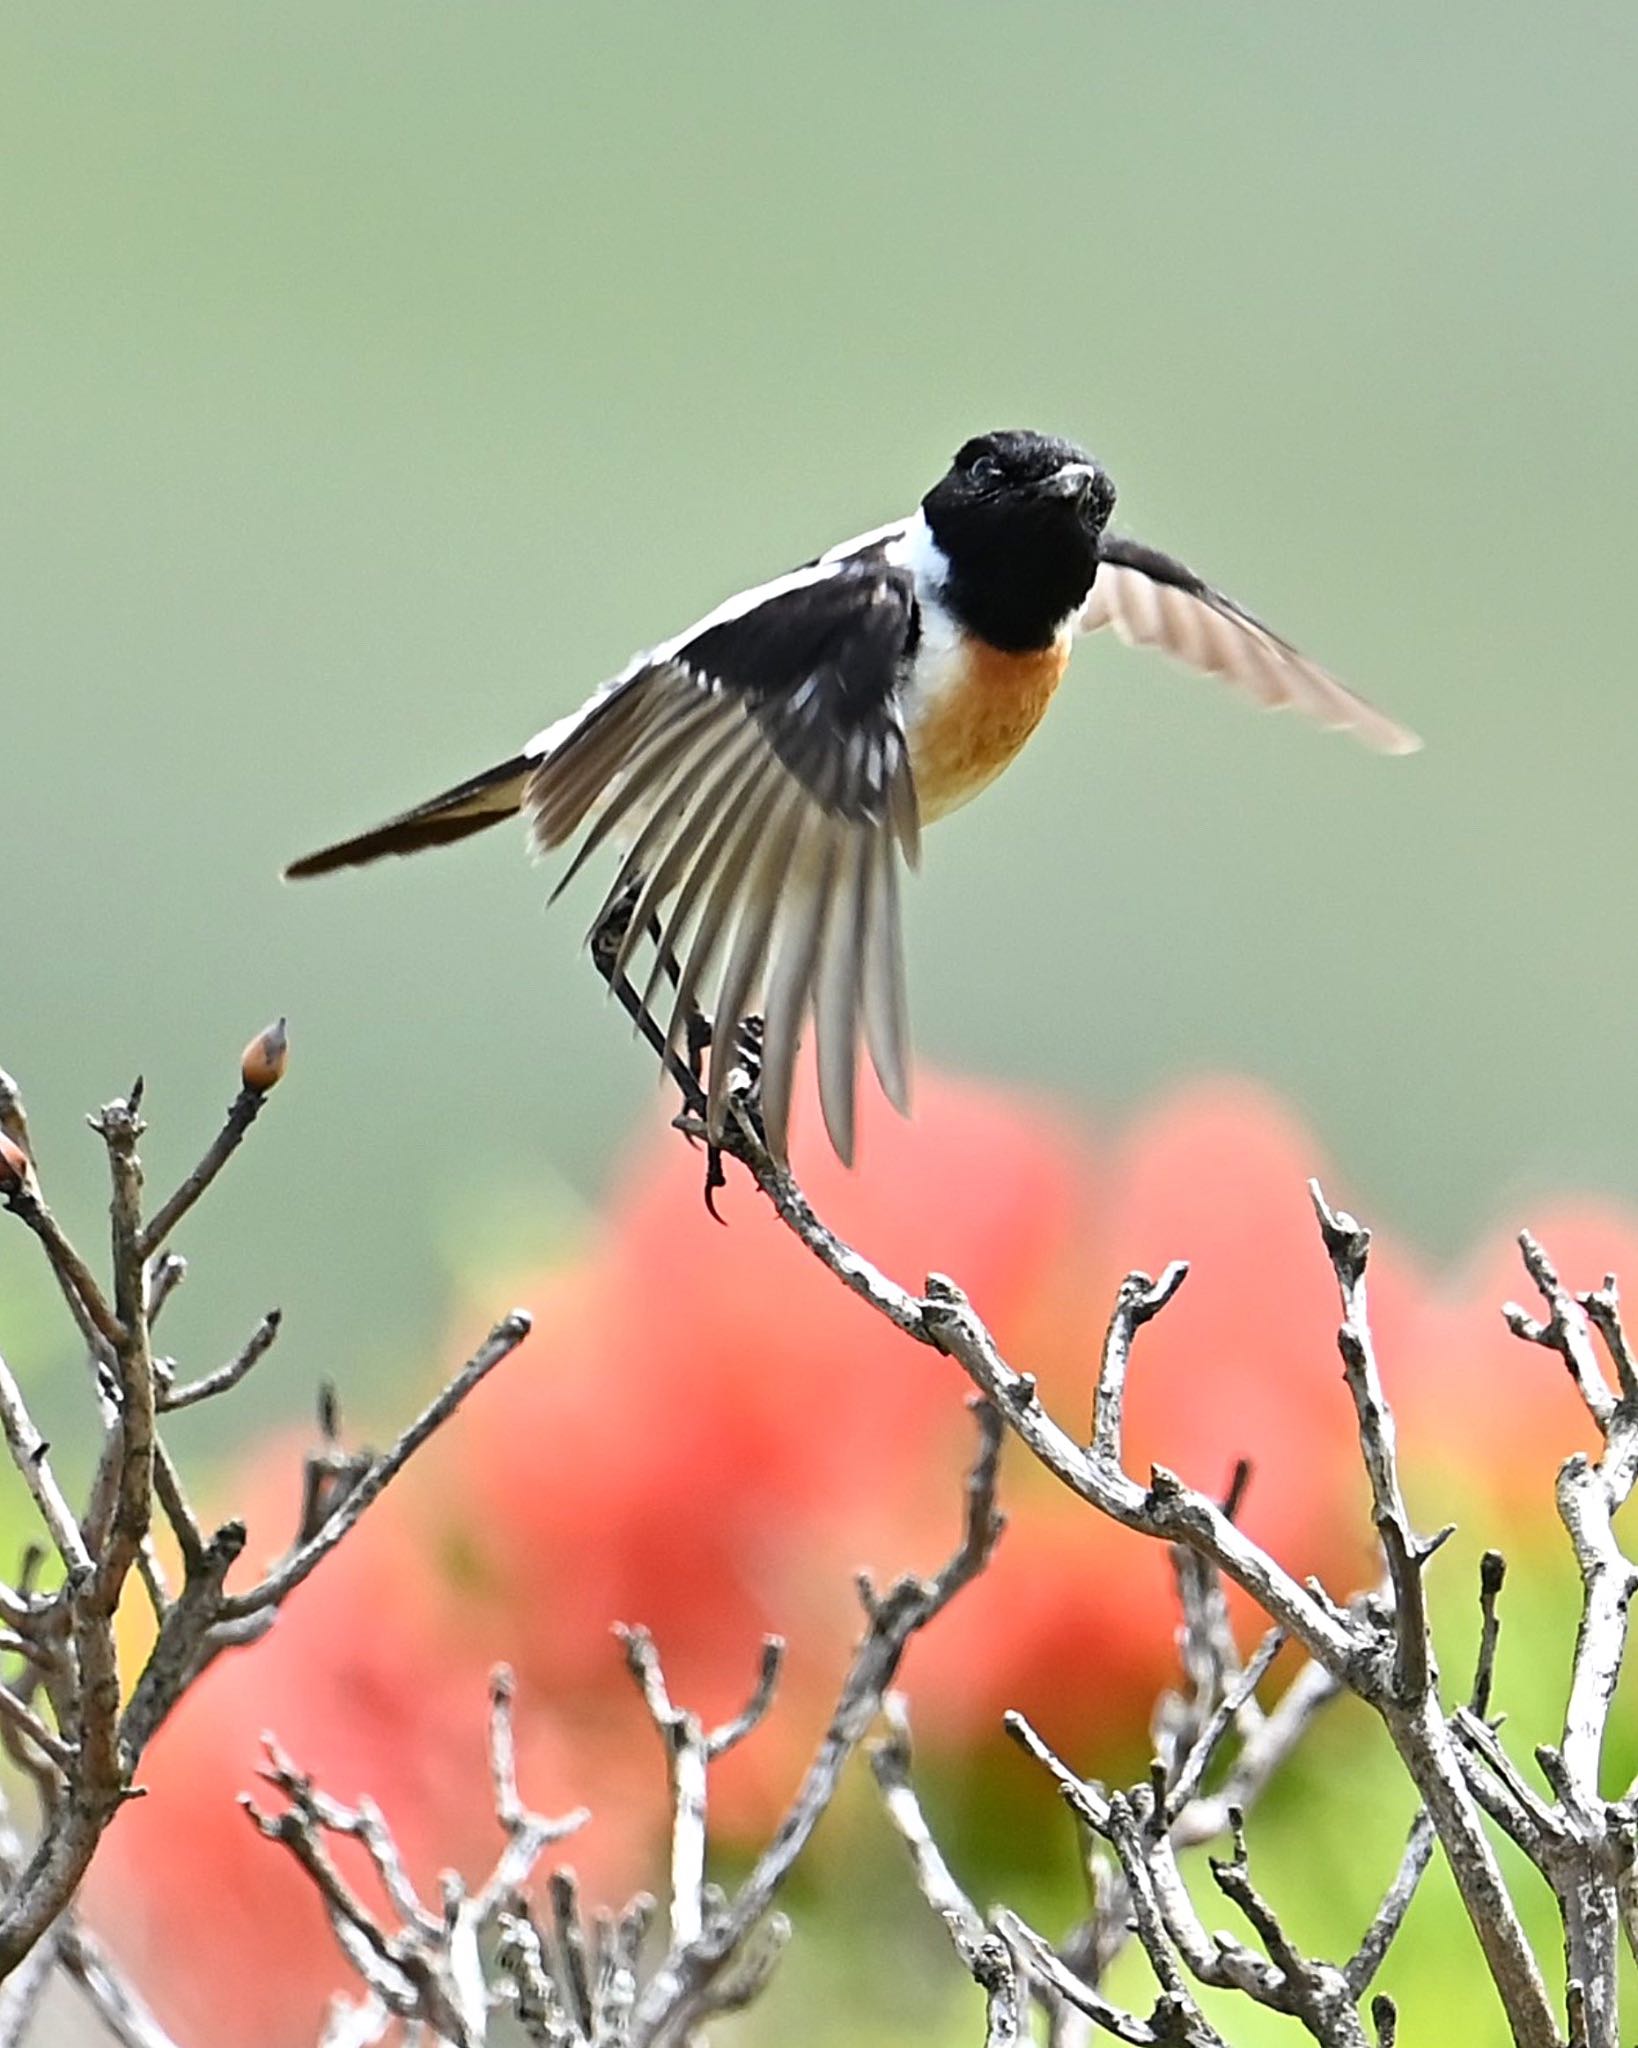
287, 429, 1416, 1165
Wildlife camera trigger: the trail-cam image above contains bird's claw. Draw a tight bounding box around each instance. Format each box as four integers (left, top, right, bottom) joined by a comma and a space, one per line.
697, 1016, 767, 1219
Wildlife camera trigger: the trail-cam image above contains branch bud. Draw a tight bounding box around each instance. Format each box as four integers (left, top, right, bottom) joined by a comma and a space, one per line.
0, 1130, 34, 1196
241, 1018, 290, 1094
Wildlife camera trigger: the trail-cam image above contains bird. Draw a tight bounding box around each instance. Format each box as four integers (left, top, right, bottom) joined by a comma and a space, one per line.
286, 428, 1417, 1168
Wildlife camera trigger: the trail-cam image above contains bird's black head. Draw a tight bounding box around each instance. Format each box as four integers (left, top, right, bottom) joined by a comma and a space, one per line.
921, 430, 1116, 652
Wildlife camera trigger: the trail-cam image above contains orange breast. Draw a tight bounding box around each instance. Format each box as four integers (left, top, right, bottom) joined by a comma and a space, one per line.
909, 633, 1072, 823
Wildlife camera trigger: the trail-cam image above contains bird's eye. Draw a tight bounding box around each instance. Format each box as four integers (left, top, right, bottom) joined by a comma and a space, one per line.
967, 454, 1003, 488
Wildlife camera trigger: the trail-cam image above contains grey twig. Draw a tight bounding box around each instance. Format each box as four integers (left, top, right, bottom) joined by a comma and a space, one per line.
629, 1398, 1005, 2045
958, 1928, 1023, 2048
617, 1624, 711, 1949
481, 1665, 590, 1915
1308, 1183, 1444, 1710
0, 1686, 73, 1777
257, 1406, 1003, 2048
1176, 1656, 1342, 1850
57, 1919, 186, 2048
0, 1353, 94, 1580
143, 1252, 188, 1329
218, 1311, 533, 1619
1163, 1628, 1286, 1826
996, 1907, 1215, 2047
1344, 1810, 1436, 1997
159, 1309, 283, 1412
870, 1696, 987, 1949
1501, 1233, 1638, 2048
0, 1045, 536, 2012
710, 1088, 1557, 2048
1449, 1707, 1559, 1856
705, 1635, 785, 1758
1002, 1711, 1111, 1833
1, 1177, 122, 1355
1503, 1234, 1616, 1434
1090, 1263, 1190, 1467
617, 1624, 783, 1952
1471, 1550, 1507, 1721
1307, 1184, 1555, 2047
137, 1081, 272, 1262
1205, 1811, 1365, 2042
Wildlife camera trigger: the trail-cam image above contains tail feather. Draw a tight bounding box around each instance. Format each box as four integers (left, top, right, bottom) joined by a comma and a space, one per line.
284, 755, 530, 879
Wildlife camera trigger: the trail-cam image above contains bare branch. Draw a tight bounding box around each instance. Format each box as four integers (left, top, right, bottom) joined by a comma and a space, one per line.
1090, 1263, 1190, 1467
701, 1095, 1561, 2048
1344, 1810, 1435, 1996
1163, 1628, 1286, 1825
86, 1090, 158, 1597
1, 1175, 122, 1354
0, 1684, 73, 1776
1309, 1182, 1443, 1709
1579, 1274, 1638, 1416
219, 1311, 532, 1619
242, 1736, 494, 2044
996, 1907, 1200, 2047
57, 1919, 186, 2048
696, 1911, 790, 2021
618, 1624, 711, 1948
958, 1928, 1022, 2048
144, 1252, 187, 1328
138, 1073, 277, 1263
159, 1309, 283, 1412
706, 1636, 785, 1759
1449, 1707, 1559, 1857
1503, 1235, 1638, 2048
483, 1665, 589, 1911
1553, 1453, 1638, 1807
1204, 1811, 1365, 2042
1504, 1233, 1616, 1434
1472, 1550, 1507, 1721
0, 1352, 94, 1580
870, 1697, 987, 1949
629, 1398, 1005, 2044
1003, 1711, 1112, 1834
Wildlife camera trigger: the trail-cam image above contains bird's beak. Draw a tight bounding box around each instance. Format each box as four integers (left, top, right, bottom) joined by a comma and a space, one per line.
1042, 462, 1100, 499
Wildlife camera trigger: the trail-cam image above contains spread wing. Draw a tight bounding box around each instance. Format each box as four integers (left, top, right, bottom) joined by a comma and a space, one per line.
526, 558, 921, 1166
1081, 534, 1419, 755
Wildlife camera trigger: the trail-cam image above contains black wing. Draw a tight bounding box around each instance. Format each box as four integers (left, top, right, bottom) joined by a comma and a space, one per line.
1081, 534, 1419, 754
527, 558, 922, 1165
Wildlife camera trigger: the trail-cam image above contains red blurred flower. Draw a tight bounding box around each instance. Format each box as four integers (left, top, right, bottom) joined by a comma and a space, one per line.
909, 1081, 1426, 1743
1395, 1201, 1612, 1512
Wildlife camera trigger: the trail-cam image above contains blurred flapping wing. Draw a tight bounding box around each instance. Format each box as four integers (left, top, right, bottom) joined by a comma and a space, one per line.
1081, 534, 1419, 755
527, 558, 921, 1165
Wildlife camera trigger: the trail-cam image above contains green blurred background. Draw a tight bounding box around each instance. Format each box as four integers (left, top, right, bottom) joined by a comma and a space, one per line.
5, 3, 1638, 1404
4, 6, 1638, 2043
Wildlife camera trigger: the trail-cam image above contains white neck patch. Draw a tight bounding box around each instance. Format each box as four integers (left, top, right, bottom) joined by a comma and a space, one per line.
886, 507, 952, 597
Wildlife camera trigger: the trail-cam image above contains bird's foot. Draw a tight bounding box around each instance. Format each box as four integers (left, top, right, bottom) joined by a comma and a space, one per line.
685, 1006, 713, 1087
700, 1017, 767, 1222
588, 881, 639, 974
